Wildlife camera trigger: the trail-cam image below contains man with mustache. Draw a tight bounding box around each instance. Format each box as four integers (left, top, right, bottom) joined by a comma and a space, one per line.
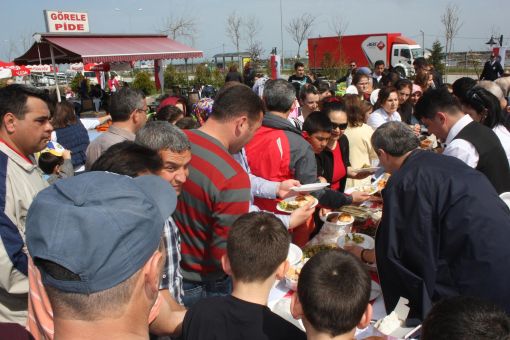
0, 84, 53, 325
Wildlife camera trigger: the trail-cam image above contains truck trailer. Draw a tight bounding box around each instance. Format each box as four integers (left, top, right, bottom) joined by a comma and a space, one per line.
308, 33, 422, 78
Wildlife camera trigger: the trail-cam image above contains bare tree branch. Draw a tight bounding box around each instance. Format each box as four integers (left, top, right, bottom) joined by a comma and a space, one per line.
160, 16, 197, 45
226, 11, 242, 54
441, 4, 462, 57
286, 14, 315, 58
329, 16, 348, 37
247, 40, 264, 62
244, 16, 264, 61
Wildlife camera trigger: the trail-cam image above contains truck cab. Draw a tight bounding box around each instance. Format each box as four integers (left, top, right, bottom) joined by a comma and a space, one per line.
391, 44, 423, 78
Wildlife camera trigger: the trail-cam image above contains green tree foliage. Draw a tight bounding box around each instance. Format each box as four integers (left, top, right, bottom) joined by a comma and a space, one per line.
427, 40, 445, 75
70, 73, 89, 94
131, 71, 155, 95
163, 64, 186, 88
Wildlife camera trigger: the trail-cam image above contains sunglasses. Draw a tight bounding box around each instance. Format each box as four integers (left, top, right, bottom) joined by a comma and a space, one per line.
331, 123, 348, 130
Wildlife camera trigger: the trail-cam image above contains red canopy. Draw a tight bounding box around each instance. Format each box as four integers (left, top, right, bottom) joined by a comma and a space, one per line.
14, 33, 203, 65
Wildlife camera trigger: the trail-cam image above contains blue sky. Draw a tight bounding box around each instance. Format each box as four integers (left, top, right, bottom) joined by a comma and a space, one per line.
1, 0, 509, 62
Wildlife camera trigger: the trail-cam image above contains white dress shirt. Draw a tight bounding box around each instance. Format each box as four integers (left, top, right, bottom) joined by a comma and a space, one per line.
493, 124, 510, 165
367, 108, 402, 130
443, 114, 479, 168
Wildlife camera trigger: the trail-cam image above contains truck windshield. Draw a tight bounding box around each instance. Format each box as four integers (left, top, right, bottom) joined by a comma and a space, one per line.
411, 48, 423, 59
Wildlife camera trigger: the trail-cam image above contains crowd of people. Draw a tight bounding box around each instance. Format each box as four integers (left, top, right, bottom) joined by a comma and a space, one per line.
0, 52, 509, 340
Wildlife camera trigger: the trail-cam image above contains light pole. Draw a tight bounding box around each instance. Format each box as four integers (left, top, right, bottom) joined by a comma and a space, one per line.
114, 7, 143, 33
420, 30, 425, 56
280, 0, 284, 70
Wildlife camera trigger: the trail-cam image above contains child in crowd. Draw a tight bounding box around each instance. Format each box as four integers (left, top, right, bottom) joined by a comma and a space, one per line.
421, 296, 510, 340
181, 212, 306, 340
37, 142, 74, 184
291, 249, 372, 340
302, 111, 333, 156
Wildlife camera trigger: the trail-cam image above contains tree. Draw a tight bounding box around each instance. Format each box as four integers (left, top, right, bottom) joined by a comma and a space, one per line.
244, 16, 264, 62
132, 72, 155, 95
226, 11, 242, 62
286, 14, 315, 59
329, 16, 349, 73
441, 3, 462, 77
427, 40, 445, 75
160, 16, 197, 45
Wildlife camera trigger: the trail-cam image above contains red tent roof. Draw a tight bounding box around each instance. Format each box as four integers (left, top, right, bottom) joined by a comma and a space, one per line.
14, 33, 203, 65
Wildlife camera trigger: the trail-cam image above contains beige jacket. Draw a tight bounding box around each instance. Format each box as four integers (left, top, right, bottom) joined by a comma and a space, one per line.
0, 142, 47, 325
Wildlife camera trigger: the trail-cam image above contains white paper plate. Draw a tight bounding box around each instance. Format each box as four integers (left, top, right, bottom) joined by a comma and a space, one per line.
287, 243, 303, 266
290, 182, 330, 192
276, 196, 319, 213
500, 192, 510, 209
352, 167, 380, 174
344, 185, 378, 195
370, 281, 382, 300
337, 233, 375, 250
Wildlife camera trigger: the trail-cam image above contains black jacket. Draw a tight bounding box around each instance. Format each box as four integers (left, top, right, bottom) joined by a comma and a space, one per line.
316, 135, 350, 192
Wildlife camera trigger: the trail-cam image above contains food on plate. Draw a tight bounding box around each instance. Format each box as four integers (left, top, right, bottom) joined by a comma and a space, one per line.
377, 179, 387, 192
420, 138, 433, 149
326, 212, 352, 224
278, 195, 315, 211
360, 185, 376, 194
303, 244, 338, 258
286, 265, 301, 281
361, 163, 371, 169
338, 205, 370, 221
345, 233, 365, 245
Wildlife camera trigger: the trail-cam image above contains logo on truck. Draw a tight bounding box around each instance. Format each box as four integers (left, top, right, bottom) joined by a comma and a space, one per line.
366, 41, 386, 50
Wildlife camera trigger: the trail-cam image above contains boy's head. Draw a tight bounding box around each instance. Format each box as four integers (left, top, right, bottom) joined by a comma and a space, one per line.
292, 249, 372, 338
224, 212, 290, 283
38, 152, 64, 175
422, 296, 510, 340
302, 111, 332, 154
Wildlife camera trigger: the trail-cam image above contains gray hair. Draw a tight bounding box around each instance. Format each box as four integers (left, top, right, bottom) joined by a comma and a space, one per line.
477, 80, 505, 101
135, 121, 191, 153
371, 121, 419, 156
109, 88, 146, 122
263, 79, 296, 113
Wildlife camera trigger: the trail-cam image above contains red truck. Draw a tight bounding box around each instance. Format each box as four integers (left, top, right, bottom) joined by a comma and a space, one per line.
308, 33, 422, 78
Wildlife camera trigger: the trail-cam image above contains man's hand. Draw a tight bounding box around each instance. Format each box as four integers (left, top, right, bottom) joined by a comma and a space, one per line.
288, 201, 315, 229
277, 179, 301, 199
350, 191, 371, 203
62, 150, 71, 160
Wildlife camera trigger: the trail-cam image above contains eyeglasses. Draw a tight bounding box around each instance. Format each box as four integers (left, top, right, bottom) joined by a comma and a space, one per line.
331, 123, 348, 130
350, 64, 356, 67
137, 108, 149, 114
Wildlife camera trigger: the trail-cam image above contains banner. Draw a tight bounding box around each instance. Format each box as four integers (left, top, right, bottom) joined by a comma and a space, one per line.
44, 10, 89, 33
154, 59, 164, 91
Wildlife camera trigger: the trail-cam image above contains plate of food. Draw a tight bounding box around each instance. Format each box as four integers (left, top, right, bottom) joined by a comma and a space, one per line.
290, 182, 330, 192
344, 184, 378, 195
337, 233, 375, 250
302, 243, 338, 259
321, 212, 355, 225
276, 195, 318, 213
352, 164, 380, 174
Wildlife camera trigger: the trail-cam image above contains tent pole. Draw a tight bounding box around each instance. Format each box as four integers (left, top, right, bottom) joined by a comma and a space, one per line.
49, 45, 61, 103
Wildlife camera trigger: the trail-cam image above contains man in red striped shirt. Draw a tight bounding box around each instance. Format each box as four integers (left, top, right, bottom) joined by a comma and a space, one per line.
174, 85, 264, 307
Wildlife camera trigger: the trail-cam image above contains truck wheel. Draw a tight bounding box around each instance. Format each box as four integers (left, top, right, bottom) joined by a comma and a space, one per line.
394, 67, 406, 79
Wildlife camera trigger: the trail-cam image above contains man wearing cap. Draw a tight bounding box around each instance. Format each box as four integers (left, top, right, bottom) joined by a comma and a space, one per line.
26, 172, 178, 339
85, 87, 148, 170
0, 84, 53, 325
173, 84, 264, 307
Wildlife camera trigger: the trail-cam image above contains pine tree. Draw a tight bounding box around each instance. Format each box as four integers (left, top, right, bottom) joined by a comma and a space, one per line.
427, 40, 445, 75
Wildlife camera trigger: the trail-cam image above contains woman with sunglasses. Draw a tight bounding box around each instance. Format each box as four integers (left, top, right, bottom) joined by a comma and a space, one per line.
464, 86, 510, 164
316, 98, 371, 192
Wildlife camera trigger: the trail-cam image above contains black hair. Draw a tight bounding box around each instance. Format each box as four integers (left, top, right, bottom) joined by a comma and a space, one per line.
154, 105, 184, 124
227, 212, 290, 282
211, 84, 264, 123
38, 152, 64, 175
422, 296, 510, 340
380, 71, 401, 87
375, 86, 398, 109
303, 111, 333, 134
0, 84, 53, 125
90, 141, 163, 177
294, 61, 305, 70
298, 249, 371, 337
414, 88, 462, 120
465, 86, 508, 129
299, 84, 319, 103
175, 116, 200, 129
352, 73, 370, 86
374, 60, 385, 68
451, 77, 477, 104
322, 99, 346, 117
